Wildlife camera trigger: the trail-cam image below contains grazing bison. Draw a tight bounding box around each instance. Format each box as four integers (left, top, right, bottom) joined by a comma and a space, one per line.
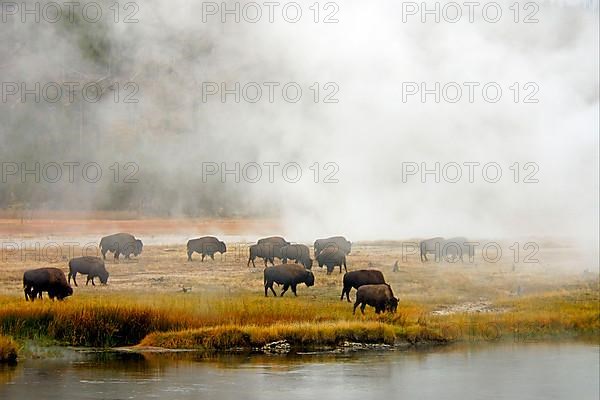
263, 263, 315, 297
280, 244, 313, 269
353, 284, 398, 315
419, 237, 445, 262
100, 233, 143, 260
248, 244, 279, 267
316, 247, 347, 274
314, 236, 351, 257
68, 256, 109, 286
23, 267, 73, 301
340, 269, 386, 302
187, 236, 226, 261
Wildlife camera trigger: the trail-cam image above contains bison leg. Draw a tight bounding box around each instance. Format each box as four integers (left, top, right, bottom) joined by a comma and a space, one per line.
353, 300, 361, 315
210, 254, 215, 260
101, 249, 107, 260
71, 272, 78, 287
201, 253, 205, 262
280, 284, 290, 297
360, 303, 366, 315
291, 284, 297, 296
341, 286, 352, 302
187, 250, 193, 261
265, 281, 277, 297
24, 287, 30, 301
114, 251, 120, 260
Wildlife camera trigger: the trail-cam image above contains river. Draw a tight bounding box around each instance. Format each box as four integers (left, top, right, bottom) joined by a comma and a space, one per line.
1, 342, 598, 400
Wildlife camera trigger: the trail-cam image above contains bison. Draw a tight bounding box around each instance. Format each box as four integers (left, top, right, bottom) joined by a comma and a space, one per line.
419, 237, 445, 262
280, 244, 313, 269
248, 243, 279, 267
340, 269, 386, 302
68, 256, 109, 286
100, 233, 143, 260
353, 284, 398, 315
314, 236, 351, 257
187, 236, 226, 261
316, 247, 347, 274
263, 263, 315, 297
23, 267, 73, 301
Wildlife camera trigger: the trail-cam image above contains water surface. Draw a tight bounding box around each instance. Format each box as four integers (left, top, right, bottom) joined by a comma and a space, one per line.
1, 342, 598, 400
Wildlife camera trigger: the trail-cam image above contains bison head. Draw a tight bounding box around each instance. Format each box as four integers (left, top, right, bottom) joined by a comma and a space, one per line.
99, 269, 109, 284
219, 241, 227, 253
304, 258, 313, 270
386, 297, 399, 313
57, 286, 74, 300
134, 239, 143, 256
305, 271, 315, 287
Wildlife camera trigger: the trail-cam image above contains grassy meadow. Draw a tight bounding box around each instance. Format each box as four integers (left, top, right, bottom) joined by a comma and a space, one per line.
0, 238, 598, 354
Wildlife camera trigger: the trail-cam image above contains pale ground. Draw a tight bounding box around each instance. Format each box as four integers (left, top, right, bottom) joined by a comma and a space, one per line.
0, 219, 597, 309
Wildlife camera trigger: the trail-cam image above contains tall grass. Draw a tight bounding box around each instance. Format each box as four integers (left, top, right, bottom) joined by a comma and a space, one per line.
0, 335, 18, 363
0, 290, 597, 349
140, 321, 398, 350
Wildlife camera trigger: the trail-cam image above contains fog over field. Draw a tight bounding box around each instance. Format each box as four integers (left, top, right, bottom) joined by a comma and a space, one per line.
0, 0, 597, 258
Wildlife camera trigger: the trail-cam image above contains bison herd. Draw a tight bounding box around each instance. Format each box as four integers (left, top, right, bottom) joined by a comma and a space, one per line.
20, 233, 479, 315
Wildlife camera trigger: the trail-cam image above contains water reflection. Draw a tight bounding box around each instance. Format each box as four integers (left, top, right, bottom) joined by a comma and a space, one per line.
1, 343, 598, 400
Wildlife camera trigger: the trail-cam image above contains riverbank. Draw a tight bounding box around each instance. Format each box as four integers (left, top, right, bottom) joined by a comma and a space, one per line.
0, 289, 597, 357
0, 240, 597, 356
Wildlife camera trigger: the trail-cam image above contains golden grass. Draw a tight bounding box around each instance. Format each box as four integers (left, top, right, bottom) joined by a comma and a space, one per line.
0, 241, 597, 350
0, 335, 18, 363
140, 321, 398, 350
0, 289, 596, 349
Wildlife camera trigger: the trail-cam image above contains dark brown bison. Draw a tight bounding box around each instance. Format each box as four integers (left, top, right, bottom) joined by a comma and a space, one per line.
100, 233, 143, 260
353, 284, 398, 315
187, 236, 226, 261
340, 269, 386, 302
23, 267, 73, 301
248, 242, 286, 267
280, 244, 313, 269
316, 247, 347, 274
68, 256, 109, 286
314, 236, 351, 257
263, 263, 315, 297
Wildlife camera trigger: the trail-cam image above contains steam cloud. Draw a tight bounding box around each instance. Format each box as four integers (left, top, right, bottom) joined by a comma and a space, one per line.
0, 0, 598, 264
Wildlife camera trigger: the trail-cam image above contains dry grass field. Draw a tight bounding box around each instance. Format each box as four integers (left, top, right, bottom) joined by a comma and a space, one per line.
0, 218, 598, 352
